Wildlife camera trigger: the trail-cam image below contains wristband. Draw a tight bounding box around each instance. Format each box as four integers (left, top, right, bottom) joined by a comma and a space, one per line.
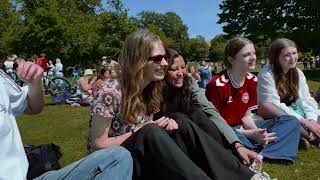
236, 144, 245, 150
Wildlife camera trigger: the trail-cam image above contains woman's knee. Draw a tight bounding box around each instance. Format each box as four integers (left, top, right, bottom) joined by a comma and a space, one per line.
136, 123, 167, 140
277, 115, 300, 131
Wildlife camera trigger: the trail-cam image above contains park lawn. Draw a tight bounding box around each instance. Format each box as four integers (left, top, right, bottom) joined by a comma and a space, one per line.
17, 78, 319, 180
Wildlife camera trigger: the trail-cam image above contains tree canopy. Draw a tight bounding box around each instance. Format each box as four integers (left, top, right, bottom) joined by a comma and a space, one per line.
218, 0, 320, 55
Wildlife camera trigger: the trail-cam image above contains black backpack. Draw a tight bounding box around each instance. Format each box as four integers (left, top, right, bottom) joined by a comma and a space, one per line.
24, 143, 63, 179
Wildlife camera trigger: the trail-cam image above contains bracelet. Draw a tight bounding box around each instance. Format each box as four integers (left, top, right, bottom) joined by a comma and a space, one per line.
131, 128, 135, 134
236, 144, 245, 150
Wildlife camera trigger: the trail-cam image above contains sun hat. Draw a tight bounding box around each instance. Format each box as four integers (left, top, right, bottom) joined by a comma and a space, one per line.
83, 69, 94, 76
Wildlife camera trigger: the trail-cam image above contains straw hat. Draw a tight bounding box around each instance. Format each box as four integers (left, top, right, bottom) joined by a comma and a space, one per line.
83, 69, 94, 76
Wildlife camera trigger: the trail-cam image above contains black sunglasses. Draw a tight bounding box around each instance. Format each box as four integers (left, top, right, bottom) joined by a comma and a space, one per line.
148, 54, 168, 64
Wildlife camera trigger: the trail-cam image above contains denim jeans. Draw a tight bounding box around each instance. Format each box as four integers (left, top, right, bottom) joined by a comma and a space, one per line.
35, 146, 132, 180
234, 115, 300, 162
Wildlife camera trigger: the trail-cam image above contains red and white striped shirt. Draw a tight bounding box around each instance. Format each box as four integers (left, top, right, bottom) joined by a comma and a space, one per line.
205, 70, 258, 126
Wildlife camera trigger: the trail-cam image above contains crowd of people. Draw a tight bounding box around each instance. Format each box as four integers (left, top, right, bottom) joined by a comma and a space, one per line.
301, 56, 320, 70
1, 29, 320, 180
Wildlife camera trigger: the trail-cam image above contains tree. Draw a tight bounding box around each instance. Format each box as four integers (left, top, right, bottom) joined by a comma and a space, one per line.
208, 34, 226, 62
137, 11, 189, 42
13, 0, 137, 66
96, 10, 137, 63
0, 0, 24, 56
218, 0, 320, 53
188, 37, 209, 62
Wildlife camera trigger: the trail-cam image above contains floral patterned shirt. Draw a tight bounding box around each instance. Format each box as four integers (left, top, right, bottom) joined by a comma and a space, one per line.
87, 79, 153, 153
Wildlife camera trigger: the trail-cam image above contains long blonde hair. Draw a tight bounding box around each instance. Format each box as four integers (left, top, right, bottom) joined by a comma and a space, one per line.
269, 38, 299, 105
119, 29, 164, 124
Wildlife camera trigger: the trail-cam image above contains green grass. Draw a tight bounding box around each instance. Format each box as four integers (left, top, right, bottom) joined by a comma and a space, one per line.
17, 73, 320, 179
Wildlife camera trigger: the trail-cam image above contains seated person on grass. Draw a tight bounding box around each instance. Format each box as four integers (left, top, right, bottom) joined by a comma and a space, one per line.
206, 37, 300, 165
77, 69, 96, 105
89, 30, 271, 180
257, 38, 320, 148
0, 61, 132, 180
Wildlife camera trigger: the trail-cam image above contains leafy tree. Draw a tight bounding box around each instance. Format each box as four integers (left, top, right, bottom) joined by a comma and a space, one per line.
137, 11, 189, 42
218, 0, 320, 53
0, 0, 24, 56
188, 37, 209, 62
208, 34, 226, 62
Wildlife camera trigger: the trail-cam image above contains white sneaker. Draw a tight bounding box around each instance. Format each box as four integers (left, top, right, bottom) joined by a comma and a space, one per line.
249, 154, 263, 173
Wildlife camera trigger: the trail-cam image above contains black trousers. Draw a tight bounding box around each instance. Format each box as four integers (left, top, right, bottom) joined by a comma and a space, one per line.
181, 106, 231, 149
122, 114, 254, 180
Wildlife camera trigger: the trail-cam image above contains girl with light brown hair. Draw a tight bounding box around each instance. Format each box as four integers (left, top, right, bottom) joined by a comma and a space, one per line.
257, 38, 320, 148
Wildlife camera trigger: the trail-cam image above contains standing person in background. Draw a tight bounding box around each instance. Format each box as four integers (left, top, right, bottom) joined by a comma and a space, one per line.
4, 54, 18, 81
302, 56, 308, 70
315, 56, 320, 69
101, 56, 119, 70
257, 38, 320, 148
206, 37, 300, 165
48, 60, 55, 79
35, 53, 49, 73
198, 61, 212, 88
55, 58, 64, 78
4, 55, 16, 74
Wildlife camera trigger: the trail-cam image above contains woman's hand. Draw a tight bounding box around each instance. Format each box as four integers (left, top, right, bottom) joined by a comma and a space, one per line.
245, 128, 278, 145
301, 119, 320, 139
154, 116, 179, 132
235, 143, 263, 169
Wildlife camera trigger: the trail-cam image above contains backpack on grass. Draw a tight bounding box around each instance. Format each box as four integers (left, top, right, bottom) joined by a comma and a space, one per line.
24, 143, 63, 179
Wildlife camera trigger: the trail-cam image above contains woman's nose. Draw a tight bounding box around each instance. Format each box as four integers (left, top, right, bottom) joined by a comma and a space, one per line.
160, 58, 168, 66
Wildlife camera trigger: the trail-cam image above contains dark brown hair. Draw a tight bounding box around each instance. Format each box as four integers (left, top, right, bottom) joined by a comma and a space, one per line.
268, 38, 299, 105
224, 36, 253, 69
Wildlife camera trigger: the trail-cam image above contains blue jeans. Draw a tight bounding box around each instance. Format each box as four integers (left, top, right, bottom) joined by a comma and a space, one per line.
234, 115, 300, 162
35, 146, 132, 180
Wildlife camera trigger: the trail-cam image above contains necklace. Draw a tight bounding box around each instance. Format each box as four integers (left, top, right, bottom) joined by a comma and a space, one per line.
227, 69, 244, 88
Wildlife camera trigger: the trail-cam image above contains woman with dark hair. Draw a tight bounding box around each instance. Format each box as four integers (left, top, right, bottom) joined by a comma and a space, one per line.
161, 46, 277, 180
206, 37, 300, 165
257, 38, 320, 147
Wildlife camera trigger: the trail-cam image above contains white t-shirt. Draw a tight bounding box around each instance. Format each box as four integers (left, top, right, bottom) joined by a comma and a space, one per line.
0, 70, 29, 180
55, 63, 63, 77
4, 60, 14, 73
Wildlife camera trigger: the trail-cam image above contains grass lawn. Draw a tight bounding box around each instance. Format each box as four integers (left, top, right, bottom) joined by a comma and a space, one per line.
17, 70, 320, 180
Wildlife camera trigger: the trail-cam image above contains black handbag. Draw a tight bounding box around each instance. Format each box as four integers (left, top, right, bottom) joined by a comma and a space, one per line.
24, 143, 63, 179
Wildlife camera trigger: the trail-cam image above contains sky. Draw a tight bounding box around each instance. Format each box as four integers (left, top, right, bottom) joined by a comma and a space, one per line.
105, 0, 224, 41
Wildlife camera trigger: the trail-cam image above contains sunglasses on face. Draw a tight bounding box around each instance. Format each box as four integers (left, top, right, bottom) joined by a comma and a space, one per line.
148, 54, 168, 64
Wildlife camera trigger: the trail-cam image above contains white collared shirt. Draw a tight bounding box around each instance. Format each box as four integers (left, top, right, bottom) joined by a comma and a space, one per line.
0, 70, 28, 180
257, 65, 320, 120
